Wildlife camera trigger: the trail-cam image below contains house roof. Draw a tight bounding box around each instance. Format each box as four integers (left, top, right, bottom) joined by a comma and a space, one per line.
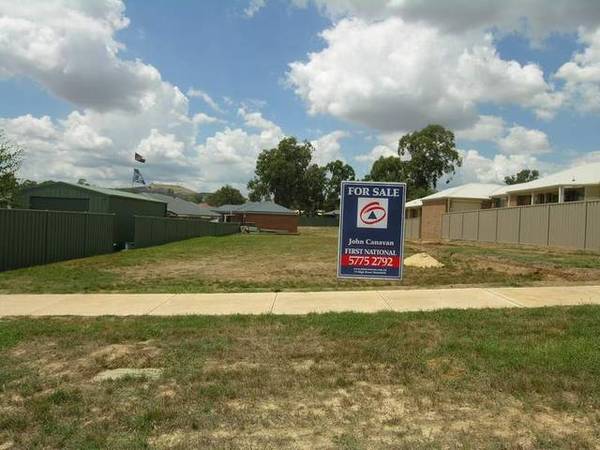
139, 192, 220, 217
405, 199, 423, 208
420, 183, 504, 202
213, 201, 297, 215
22, 181, 166, 203
504, 162, 600, 194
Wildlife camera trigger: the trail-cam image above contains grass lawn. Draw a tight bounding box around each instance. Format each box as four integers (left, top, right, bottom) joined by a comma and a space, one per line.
1, 227, 600, 294
1, 306, 600, 448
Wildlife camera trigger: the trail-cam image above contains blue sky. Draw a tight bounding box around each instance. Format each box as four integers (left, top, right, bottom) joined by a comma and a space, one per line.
1, 0, 600, 192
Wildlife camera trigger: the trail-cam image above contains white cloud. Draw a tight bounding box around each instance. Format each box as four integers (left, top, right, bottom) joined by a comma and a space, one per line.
136, 129, 186, 161
194, 111, 284, 191
288, 17, 559, 132
556, 27, 600, 112
354, 144, 397, 163
236, 108, 284, 149
244, 0, 266, 18
456, 115, 506, 141
187, 88, 224, 113
458, 117, 553, 157
192, 112, 220, 125
291, 0, 600, 40
0, 0, 176, 113
570, 150, 600, 166
0, 0, 287, 192
61, 111, 113, 150
451, 149, 541, 185
0, 114, 122, 182
497, 126, 551, 155
1, 114, 57, 140
311, 130, 348, 165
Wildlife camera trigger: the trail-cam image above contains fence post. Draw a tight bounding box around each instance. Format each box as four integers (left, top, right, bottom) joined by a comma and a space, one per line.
476, 210, 480, 241
494, 209, 499, 243
517, 207, 522, 244
84, 213, 89, 256
583, 201, 589, 250
43, 210, 49, 265
546, 205, 551, 247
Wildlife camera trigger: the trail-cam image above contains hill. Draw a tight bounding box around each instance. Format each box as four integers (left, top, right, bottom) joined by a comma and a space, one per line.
119, 183, 212, 203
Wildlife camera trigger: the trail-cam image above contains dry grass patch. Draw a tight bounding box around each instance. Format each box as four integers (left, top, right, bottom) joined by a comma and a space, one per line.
7, 227, 600, 294
2, 308, 600, 448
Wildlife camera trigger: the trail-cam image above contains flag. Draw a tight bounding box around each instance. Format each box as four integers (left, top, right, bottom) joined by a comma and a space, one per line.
134, 152, 146, 163
132, 168, 146, 185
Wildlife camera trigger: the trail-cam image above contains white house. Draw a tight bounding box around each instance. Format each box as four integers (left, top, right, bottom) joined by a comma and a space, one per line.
492, 162, 600, 207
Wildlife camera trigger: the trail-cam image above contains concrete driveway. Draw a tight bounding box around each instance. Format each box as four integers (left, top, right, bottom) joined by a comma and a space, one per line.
1, 285, 600, 316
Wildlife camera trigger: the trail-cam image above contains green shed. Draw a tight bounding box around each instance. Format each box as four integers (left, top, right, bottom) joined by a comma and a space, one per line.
18, 182, 167, 245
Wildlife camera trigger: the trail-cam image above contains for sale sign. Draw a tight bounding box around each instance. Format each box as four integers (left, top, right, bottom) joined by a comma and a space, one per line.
337, 181, 406, 280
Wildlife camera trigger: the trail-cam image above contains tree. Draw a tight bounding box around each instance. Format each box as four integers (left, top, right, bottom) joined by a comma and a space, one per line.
364, 156, 407, 183
323, 160, 355, 210
206, 185, 246, 206
247, 137, 313, 209
398, 124, 462, 190
300, 164, 326, 214
0, 129, 23, 206
363, 156, 433, 201
505, 169, 539, 185
77, 178, 89, 186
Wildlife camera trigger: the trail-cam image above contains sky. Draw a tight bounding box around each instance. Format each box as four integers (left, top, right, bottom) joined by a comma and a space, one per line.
1, 0, 600, 193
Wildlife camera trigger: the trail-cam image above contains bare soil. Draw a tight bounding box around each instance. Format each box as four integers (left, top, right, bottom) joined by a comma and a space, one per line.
2, 310, 600, 448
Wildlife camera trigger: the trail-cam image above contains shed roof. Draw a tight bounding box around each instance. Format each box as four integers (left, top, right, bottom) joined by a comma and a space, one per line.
22, 181, 166, 203
504, 162, 600, 194
213, 201, 297, 215
139, 192, 220, 217
420, 183, 504, 202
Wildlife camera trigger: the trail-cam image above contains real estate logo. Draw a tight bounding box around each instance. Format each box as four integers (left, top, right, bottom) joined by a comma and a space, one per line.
357, 197, 388, 229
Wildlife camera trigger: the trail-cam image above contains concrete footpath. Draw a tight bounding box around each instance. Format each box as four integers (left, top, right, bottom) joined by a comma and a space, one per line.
1, 285, 600, 317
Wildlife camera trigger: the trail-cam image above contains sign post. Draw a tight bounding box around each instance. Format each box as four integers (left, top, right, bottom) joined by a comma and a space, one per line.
337, 181, 406, 280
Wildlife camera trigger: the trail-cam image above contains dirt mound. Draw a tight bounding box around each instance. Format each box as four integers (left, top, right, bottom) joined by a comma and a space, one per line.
404, 253, 444, 268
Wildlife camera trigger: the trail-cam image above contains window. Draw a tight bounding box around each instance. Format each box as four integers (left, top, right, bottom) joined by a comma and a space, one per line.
564, 188, 584, 202
493, 198, 507, 208
517, 195, 532, 206
405, 209, 419, 218
534, 192, 559, 204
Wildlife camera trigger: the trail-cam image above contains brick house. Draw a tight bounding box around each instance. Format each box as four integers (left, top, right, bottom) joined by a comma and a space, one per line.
213, 201, 299, 233
407, 183, 504, 241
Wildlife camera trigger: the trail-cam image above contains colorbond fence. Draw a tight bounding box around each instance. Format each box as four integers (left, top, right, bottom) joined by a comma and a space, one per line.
0, 208, 114, 272
441, 200, 600, 251
133, 216, 240, 248
298, 216, 339, 227
405, 217, 421, 240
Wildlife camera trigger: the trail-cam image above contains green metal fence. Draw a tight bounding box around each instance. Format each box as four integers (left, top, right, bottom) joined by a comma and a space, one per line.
0, 208, 114, 272
133, 216, 240, 248
298, 216, 339, 227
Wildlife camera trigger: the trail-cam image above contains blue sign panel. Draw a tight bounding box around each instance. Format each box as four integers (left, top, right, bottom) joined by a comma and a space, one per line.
337, 181, 406, 280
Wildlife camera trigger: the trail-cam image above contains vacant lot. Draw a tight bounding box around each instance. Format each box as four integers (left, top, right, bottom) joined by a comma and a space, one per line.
1, 306, 600, 449
1, 227, 600, 294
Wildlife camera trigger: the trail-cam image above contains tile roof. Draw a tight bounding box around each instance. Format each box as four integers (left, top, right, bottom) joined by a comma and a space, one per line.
213, 201, 297, 215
